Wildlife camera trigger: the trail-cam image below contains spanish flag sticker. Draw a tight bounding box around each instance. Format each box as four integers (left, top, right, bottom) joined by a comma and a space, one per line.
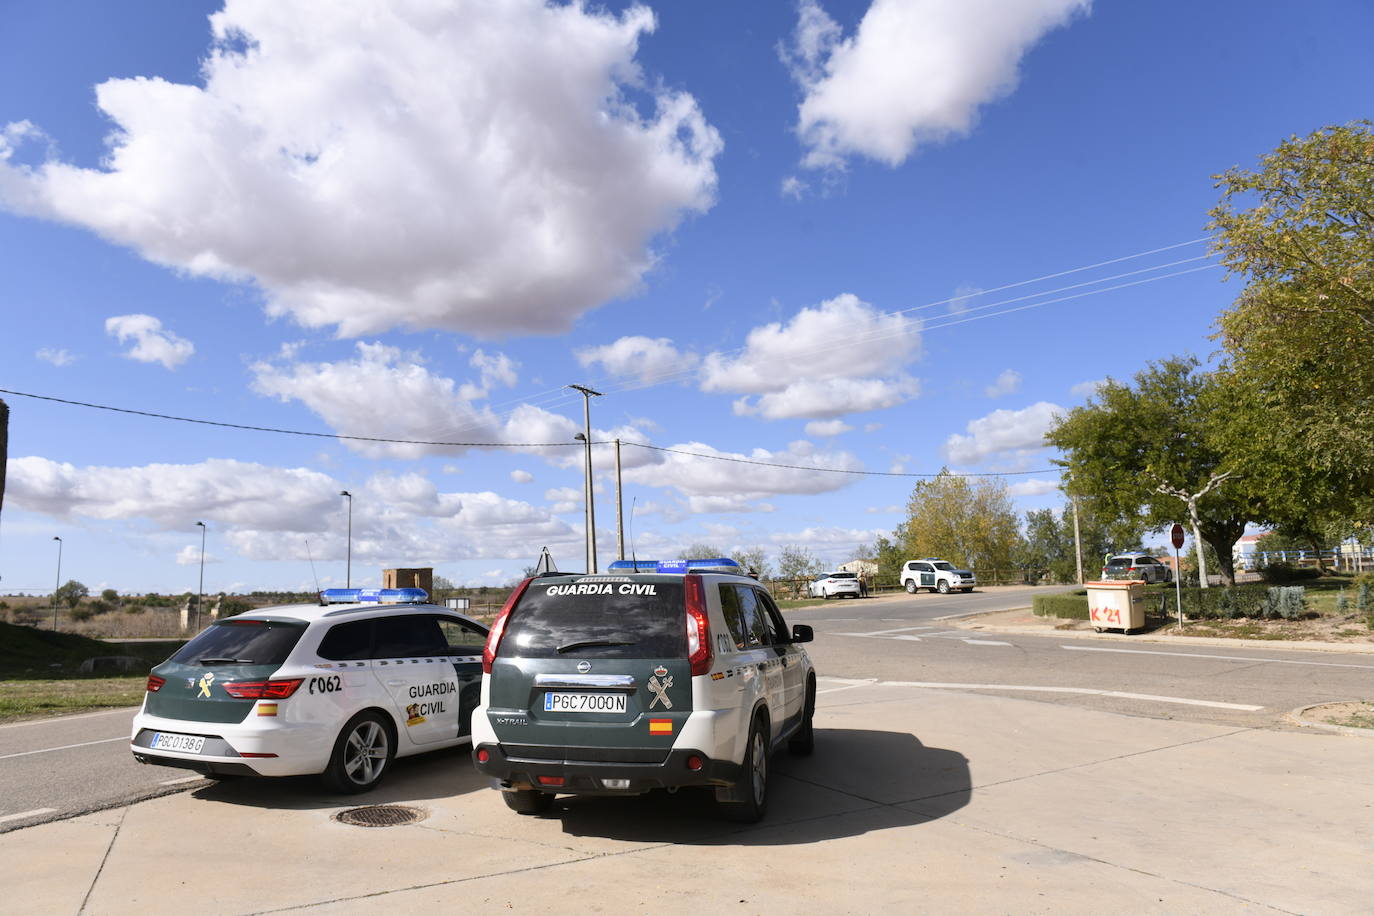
257, 702, 278, 717
649, 718, 673, 735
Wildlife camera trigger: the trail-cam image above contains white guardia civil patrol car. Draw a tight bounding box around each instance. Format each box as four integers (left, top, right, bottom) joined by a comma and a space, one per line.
130, 589, 489, 793
472, 558, 816, 823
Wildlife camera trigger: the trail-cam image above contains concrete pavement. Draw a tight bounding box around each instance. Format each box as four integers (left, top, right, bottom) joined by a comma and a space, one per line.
5, 678, 1371, 914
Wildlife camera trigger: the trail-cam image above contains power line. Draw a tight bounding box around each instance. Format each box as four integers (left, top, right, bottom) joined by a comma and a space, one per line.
0, 387, 1061, 478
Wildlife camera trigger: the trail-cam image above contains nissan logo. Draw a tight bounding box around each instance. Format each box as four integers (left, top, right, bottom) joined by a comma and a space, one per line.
576, 661, 592, 673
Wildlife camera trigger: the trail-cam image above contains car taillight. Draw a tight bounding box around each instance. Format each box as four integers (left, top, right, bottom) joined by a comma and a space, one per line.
221, 678, 304, 699
684, 573, 712, 677
483, 576, 533, 674
476, 748, 491, 764
146, 674, 166, 692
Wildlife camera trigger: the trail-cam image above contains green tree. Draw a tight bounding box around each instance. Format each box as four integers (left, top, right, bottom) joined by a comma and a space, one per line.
100, 588, 120, 606
1017, 508, 1062, 583
55, 579, 88, 610
1209, 121, 1374, 527
775, 544, 822, 581
1048, 358, 1254, 585
865, 535, 905, 585
731, 546, 772, 580
680, 543, 727, 560
897, 470, 1021, 574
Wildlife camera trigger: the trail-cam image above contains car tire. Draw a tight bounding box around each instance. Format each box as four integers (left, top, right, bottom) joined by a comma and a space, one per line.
822, 590, 830, 600
788, 678, 815, 757
321, 710, 394, 794
502, 789, 555, 815
937, 580, 951, 594
961, 588, 973, 593
904, 580, 917, 594
719, 715, 769, 823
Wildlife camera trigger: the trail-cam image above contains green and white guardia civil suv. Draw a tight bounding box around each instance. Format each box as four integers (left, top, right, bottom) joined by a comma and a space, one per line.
471, 558, 816, 823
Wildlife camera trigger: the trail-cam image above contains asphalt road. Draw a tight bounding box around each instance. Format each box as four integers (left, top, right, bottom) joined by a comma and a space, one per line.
794, 588, 1374, 728
3, 586, 1370, 834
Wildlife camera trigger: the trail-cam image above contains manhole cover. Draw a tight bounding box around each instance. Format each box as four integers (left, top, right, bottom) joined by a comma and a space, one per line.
333, 804, 427, 828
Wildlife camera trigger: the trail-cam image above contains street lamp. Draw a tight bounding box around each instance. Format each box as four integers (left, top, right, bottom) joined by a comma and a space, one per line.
51, 536, 62, 632
339, 490, 353, 588
195, 521, 206, 632
568, 385, 602, 574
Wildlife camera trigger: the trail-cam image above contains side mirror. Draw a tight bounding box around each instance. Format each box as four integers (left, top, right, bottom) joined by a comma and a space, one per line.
791, 624, 814, 643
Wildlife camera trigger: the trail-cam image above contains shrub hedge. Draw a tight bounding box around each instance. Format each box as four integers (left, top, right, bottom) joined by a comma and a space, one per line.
1031, 584, 1307, 621
1032, 591, 1089, 619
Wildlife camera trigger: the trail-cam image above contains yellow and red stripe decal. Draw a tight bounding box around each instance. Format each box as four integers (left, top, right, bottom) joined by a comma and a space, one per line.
256, 702, 279, 717
649, 718, 673, 735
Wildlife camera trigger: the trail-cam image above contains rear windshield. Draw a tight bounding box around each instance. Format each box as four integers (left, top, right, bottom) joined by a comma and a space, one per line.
829, 572, 857, 579
169, 619, 306, 666
501, 579, 686, 659
1106, 558, 1132, 567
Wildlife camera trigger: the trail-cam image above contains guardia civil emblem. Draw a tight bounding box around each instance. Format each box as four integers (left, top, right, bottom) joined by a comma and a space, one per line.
647, 673, 673, 710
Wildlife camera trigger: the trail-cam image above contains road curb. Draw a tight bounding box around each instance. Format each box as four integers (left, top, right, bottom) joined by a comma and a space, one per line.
949, 610, 1374, 655
1285, 703, 1374, 739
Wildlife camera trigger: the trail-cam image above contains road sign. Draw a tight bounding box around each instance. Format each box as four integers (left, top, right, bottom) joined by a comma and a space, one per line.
1171, 524, 1185, 549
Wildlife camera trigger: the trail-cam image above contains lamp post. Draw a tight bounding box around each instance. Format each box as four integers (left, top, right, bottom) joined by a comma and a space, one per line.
51, 536, 62, 632
568, 385, 602, 574
195, 521, 206, 632
339, 490, 353, 588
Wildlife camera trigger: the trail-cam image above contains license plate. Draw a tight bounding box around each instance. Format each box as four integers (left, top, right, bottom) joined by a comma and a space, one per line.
543, 692, 627, 713
151, 732, 205, 753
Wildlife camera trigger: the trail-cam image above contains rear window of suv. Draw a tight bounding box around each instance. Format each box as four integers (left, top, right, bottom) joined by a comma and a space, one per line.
501, 579, 687, 659
1106, 557, 1133, 567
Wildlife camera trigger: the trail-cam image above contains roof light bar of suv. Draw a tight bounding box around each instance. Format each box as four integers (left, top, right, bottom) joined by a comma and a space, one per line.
606, 558, 741, 573
319, 587, 429, 604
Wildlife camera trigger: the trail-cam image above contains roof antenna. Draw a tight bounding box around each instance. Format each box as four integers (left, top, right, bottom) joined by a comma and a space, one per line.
305, 539, 322, 602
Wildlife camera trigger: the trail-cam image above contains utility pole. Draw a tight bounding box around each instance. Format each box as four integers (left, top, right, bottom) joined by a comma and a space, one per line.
195, 521, 207, 633
339, 490, 353, 588
51, 536, 62, 631
614, 438, 625, 562
1071, 495, 1084, 585
568, 385, 602, 574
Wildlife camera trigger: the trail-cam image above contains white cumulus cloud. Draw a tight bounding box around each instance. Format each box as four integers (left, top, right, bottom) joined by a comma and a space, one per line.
703, 293, 921, 420
510, 470, 534, 484
783, 0, 1090, 169
576, 335, 699, 386
804, 419, 853, 437
0, 0, 722, 338
1007, 477, 1060, 497
176, 545, 220, 566
105, 314, 194, 369
35, 347, 77, 366
985, 368, 1022, 398
943, 401, 1064, 465
1071, 378, 1106, 398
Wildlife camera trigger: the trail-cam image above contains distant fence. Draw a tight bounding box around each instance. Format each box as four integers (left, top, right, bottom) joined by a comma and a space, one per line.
1244, 547, 1373, 572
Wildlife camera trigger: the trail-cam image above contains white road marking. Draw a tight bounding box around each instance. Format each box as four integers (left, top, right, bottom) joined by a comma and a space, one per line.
0, 808, 57, 824
0, 707, 137, 730
835, 626, 933, 637
962, 639, 1013, 647
816, 677, 878, 696
0, 736, 127, 761
1062, 644, 1374, 670
845, 680, 1264, 711
160, 775, 204, 786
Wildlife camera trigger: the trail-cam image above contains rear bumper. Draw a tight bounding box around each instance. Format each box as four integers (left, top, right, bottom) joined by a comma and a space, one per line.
473, 742, 742, 795
129, 712, 333, 777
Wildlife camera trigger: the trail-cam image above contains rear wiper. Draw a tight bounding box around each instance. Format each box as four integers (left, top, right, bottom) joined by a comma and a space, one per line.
555, 640, 634, 654
197, 657, 253, 664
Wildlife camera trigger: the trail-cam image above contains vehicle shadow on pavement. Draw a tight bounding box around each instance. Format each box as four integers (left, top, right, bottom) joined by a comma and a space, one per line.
553, 728, 969, 846
185, 745, 489, 810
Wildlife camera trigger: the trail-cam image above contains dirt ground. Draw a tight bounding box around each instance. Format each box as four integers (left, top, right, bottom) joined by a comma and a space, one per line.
1299, 701, 1374, 730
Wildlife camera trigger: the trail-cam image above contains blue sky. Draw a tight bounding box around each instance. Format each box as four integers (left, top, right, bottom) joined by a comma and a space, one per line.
1, 0, 1371, 595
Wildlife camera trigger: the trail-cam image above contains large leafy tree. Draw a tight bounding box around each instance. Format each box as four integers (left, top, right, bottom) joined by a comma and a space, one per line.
1209, 121, 1374, 524
897, 470, 1021, 574
1047, 357, 1254, 585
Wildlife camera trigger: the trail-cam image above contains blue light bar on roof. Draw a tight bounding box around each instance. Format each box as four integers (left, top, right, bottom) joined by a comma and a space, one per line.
605, 558, 741, 573
320, 587, 428, 605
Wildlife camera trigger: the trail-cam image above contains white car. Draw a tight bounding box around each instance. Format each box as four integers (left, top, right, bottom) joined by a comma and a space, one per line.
130, 589, 489, 793
900, 558, 976, 594
807, 571, 864, 599
472, 558, 816, 823
1101, 553, 1172, 584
